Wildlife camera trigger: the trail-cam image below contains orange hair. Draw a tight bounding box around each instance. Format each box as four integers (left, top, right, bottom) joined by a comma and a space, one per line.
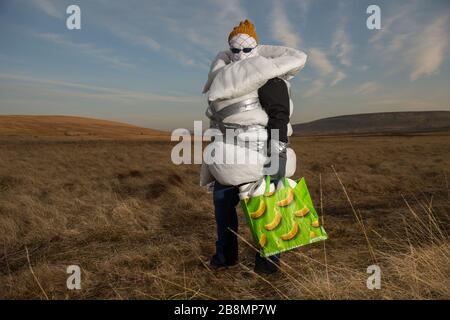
228, 19, 259, 43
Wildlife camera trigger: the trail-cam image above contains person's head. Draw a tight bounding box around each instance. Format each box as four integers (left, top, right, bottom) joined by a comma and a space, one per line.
228, 19, 259, 62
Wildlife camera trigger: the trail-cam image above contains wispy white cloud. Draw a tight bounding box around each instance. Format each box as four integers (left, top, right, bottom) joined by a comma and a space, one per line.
296, 4, 353, 97
307, 48, 346, 91
369, 4, 413, 46
308, 48, 334, 75
100, 20, 209, 69
29, 1, 219, 69
369, 3, 449, 81
331, 71, 346, 86
29, 1, 167, 67
409, 14, 449, 80
160, 0, 247, 67
303, 79, 325, 98
0, 73, 201, 103
295, 0, 312, 21
331, 23, 352, 66
157, 0, 247, 52
30, 0, 62, 19
354, 81, 380, 95
270, 0, 301, 47
113, 29, 161, 52
33, 32, 135, 69
358, 65, 370, 72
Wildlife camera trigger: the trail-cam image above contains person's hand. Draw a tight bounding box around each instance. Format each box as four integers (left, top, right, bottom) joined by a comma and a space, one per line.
264, 140, 288, 179
273, 150, 287, 180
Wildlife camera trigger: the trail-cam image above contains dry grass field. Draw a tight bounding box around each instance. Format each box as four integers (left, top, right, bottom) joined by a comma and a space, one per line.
0, 132, 449, 299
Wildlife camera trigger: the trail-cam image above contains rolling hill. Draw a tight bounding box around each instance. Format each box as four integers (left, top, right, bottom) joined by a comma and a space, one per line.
2, 111, 449, 139
0, 115, 169, 138
292, 111, 450, 136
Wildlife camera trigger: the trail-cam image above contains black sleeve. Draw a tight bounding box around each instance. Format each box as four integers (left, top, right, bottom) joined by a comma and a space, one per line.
257, 77, 290, 143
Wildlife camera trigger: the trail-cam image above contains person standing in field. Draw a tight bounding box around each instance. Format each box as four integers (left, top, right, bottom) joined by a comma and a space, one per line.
200, 20, 307, 274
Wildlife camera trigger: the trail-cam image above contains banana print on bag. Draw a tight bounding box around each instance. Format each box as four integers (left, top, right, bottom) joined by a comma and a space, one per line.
294, 205, 309, 217
280, 222, 299, 241
276, 188, 294, 207
241, 177, 328, 257
250, 200, 266, 219
265, 209, 282, 231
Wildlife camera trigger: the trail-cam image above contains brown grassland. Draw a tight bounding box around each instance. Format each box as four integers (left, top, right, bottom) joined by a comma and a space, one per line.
0, 133, 449, 299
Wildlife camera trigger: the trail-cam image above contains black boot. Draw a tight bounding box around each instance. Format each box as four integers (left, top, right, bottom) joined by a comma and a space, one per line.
210, 228, 238, 269
223, 239, 238, 265
210, 253, 237, 269
254, 253, 280, 274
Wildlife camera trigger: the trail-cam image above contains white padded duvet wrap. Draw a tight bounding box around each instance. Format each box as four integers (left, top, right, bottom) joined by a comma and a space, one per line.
200, 45, 307, 186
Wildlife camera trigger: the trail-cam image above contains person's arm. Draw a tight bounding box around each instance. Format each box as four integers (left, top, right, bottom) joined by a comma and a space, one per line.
258, 77, 290, 179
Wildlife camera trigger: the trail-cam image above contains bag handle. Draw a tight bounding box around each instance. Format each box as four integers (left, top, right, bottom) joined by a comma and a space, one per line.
242, 177, 264, 198
264, 175, 271, 194
282, 177, 290, 188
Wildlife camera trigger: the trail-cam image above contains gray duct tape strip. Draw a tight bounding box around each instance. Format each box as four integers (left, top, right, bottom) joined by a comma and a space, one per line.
270, 139, 289, 154
205, 97, 266, 148
218, 134, 267, 152
210, 121, 265, 134
207, 123, 267, 152
206, 97, 261, 123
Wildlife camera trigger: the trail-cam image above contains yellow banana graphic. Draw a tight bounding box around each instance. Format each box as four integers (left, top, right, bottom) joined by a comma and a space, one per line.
294, 205, 309, 217
281, 222, 299, 240
311, 220, 320, 228
250, 200, 266, 219
264, 190, 275, 197
265, 209, 282, 230
276, 188, 294, 207
310, 231, 317, 238
259, 234, 267, 247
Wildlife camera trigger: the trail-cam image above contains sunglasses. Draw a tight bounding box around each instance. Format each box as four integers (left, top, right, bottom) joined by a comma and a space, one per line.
230, 46, 256, 54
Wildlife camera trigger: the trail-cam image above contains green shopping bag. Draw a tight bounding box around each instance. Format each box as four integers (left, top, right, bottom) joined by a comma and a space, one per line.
241, 176, 328, 257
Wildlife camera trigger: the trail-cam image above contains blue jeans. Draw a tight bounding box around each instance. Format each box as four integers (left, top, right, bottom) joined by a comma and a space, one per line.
213, 181, 280, 266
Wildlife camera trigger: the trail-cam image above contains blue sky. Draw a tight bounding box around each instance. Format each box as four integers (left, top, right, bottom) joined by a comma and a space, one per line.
0, 0, 449, 130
